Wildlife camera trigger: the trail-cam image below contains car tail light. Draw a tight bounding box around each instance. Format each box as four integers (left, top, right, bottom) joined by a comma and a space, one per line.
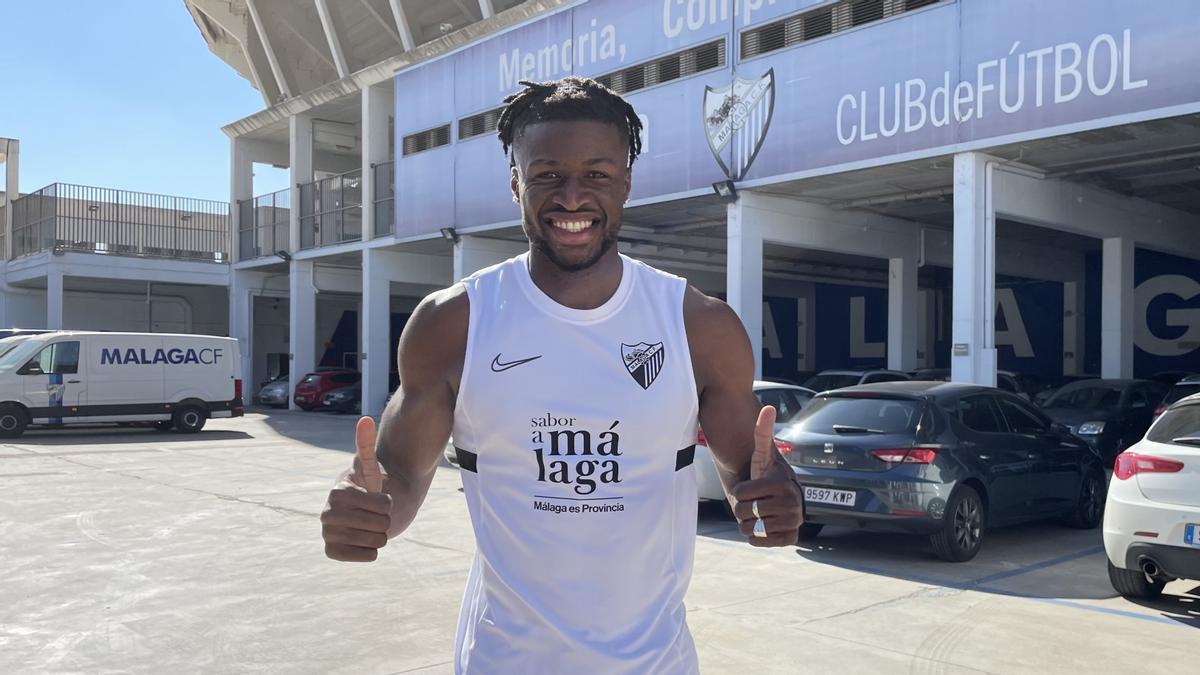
234, 379, 243, 401
871, 448, 937, 464
1153, 404, 1166, 417
1113, 452, 1184, 480
696, 427, 707, 446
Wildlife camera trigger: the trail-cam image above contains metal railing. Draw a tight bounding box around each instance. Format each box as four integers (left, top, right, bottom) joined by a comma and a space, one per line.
9, 183, 228, 262
372, 161, 394, 238
237, 188, 290, 260
298, 168, 362, 249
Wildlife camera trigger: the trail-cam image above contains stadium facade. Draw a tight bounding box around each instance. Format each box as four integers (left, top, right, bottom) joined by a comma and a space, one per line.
5, 0, 1198, 416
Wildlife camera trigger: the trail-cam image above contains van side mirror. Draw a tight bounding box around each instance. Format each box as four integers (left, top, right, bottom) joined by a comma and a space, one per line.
18, 362, 44, 376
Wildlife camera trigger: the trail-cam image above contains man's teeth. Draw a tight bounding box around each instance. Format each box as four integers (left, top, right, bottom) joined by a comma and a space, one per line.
552, 220, 592, 233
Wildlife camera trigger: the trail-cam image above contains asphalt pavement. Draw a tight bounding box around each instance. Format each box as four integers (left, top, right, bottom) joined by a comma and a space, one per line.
1, 409, 1195, 673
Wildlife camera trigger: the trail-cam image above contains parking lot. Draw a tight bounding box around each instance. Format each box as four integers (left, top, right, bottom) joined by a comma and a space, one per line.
2, 410, 1195, 674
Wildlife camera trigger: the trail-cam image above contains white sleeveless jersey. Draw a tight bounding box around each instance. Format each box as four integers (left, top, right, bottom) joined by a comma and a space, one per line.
451, 252, 701, 674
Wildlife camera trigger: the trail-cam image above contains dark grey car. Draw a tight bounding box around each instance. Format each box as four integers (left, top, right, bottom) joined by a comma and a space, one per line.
778, 382, 1107, 562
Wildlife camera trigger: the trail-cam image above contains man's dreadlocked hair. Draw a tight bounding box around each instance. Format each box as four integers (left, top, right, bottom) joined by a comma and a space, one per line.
497, 77, 643, 169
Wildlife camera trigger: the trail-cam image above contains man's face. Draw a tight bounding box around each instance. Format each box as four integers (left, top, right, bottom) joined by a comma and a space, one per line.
510, 120, 632, 272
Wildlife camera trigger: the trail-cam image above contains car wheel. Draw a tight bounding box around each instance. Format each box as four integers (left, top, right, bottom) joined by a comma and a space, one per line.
1065, 470, 1106, 529
796, 523, 824, 542
930, 485, 986, 562
172, 405, 207, 433
1107, 559, 1166, 599
0, 405, 28, 439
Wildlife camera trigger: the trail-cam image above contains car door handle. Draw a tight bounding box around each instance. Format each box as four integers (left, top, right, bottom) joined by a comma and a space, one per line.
978, 455, 991, 460
67, 379, 81, 384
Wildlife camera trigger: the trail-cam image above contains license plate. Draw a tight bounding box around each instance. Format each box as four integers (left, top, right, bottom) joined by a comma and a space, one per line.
803, 486, 856, 507
1186, 524, 1200, 547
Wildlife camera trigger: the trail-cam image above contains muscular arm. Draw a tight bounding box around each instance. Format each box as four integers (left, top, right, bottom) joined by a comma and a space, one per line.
374, 284, 469, 538
684, 287, 792, 495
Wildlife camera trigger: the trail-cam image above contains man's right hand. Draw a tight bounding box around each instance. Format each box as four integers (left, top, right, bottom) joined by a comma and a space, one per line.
322, 416, 393, 562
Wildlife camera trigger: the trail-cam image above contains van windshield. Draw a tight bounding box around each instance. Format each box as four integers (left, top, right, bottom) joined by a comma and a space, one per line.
0, 340, 47, 369
0, 337, 31, 359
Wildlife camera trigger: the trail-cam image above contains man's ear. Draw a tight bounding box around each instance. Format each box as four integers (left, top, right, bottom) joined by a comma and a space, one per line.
623, 166, 632, 202
510, 165, 521, 204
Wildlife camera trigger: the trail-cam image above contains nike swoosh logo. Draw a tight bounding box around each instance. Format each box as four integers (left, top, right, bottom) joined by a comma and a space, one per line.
491, 354, 543, 372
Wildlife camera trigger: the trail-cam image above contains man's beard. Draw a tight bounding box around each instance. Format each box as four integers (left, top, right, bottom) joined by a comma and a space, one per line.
530, 224, 618, 272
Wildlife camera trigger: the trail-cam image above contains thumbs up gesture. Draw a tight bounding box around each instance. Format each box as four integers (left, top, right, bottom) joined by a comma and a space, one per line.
728, 406, 805, 547
322, 416, 394, 562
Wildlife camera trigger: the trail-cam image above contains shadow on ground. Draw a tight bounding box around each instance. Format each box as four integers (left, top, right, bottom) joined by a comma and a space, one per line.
248, 406, 362, 452
16, 427, 253, 445
1128, 585, 1200, 629
696, 501, 1120, 601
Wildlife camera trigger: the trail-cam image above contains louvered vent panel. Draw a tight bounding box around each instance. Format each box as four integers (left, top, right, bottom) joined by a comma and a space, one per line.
402, 125, 451, 156
458, 107, 504, 141
741, 0, 946, 59
596, 39, 725, 95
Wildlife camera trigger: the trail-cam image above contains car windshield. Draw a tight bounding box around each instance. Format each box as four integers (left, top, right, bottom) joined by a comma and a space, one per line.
1163, 383, 1200, 406
1147, 403, 1200, 446
1045, 383, 1124, 410
803, 373, 862, 392
784, 396, 922, 435
0, 340, 47, 369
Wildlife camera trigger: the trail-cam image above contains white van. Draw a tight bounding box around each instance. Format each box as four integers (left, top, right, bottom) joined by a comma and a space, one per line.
0, 331, 243, 438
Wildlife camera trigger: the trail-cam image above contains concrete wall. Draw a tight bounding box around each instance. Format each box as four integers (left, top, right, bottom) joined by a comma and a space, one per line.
0, 284, 228, 335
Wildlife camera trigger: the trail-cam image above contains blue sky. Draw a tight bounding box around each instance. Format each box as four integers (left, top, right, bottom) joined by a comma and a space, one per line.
0, 1, 287, 203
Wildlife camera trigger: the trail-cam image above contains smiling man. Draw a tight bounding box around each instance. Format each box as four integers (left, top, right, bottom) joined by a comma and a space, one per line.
321, 77, 804, 673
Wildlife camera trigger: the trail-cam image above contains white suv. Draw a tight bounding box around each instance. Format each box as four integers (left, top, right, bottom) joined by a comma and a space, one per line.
1103, 393, 1200, 599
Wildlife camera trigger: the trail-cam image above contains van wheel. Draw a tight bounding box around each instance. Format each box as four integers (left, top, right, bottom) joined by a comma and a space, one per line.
172, 405, 207, 433
0, 405, 27, 439
930, 485, 986, 562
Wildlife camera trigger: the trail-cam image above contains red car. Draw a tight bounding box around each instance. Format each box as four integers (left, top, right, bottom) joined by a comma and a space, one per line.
293, 369, 360, 410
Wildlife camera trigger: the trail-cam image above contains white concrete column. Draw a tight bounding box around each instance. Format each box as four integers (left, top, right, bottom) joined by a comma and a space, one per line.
1101, 237, 1135, 379
46, 268, 63, 330
362, 83, 391, 240
887, 255, 918, 372
289, 259, 317, 410
3, 138, 17, 261
362, 248, 392, 417
230, 137, 254, 261
727, 198, 764, 378
951, 152, 998, 386
917, 289, 935, 369
229, 269, 256, 394
1063, 281, 1083, 377
453, 236, 528, 281
288, 113, 313, 252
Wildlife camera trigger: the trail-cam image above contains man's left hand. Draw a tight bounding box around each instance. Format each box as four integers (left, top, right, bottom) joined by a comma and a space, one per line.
728, 406, 805, 547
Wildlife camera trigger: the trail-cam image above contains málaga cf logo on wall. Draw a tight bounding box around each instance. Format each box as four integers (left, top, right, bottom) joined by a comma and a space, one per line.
703, 69, 775, 181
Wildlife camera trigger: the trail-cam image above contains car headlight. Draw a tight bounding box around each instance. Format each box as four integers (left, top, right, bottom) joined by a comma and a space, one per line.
1077, 421, 1106, 435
